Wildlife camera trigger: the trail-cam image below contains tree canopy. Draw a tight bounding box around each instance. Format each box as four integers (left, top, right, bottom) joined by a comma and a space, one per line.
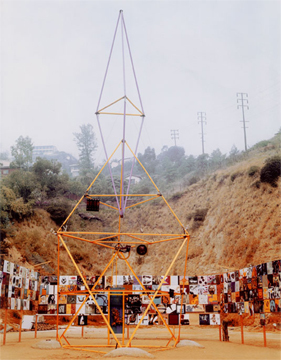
10, 136, 33, 170
74, 124, 97, 175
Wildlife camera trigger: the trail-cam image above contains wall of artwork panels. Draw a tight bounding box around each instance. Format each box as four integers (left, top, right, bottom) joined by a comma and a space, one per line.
1, 259, 280, 326
0, 261, 39, 311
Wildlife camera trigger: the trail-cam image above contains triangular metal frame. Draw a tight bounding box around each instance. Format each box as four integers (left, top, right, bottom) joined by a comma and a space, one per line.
56, 146, 190, 352
97, 96, 144, 117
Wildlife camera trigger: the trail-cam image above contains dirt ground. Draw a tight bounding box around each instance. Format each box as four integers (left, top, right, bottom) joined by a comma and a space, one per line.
1, 326, 281, 360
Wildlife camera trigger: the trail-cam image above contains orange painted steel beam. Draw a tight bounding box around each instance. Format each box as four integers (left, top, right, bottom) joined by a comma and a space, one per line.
98, 112, 142, 116
126, 237, 187, 347
120, 253, 177, 343
60, 289, 174, 295
59, 242, 119, 344
126, 142, 161, 193
56, 234, 60, 341
161, 195, 187, 232
58, 141, 122, 232
85, 140, 122, 194
126, 234, 151, 244
60, 231, 184, 236
126, 96, 144, 115
122, 293, 125, 345
125, 195, 160, 209
100, 201, 119, 211
62, 346, 107, 354
149, 236, 186, 244
61, 233, 116, 250
97, 96, 125, 112
62, 335, 71, 346
59, 254, 117, 339
87, 194, 159, 197
107, 289, 110, 345
126, 142, 187, 232
63, 233, 118, 243
95, 240, 150, 244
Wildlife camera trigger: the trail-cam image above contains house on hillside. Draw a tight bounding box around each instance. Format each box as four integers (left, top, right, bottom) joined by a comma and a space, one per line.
0, 160, 17, 179
69, 164, 79, 178
33, 145, 57, 158
125, 175, 142, 185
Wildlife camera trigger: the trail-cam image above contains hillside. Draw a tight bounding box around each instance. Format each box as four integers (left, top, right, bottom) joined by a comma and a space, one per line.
2, 148, 280, 277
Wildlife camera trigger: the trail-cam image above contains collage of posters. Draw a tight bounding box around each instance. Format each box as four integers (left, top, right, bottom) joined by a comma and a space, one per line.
1, 259, 280, 325
0, 260, 39, 311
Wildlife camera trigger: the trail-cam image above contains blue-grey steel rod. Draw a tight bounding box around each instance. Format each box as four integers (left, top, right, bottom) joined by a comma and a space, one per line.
124, 117, 145, 211
120, 12, 127, 216
121, 13, 145, 115
96, 11, 121, 113
121, 12, 146, 212
96, 114, 121, 212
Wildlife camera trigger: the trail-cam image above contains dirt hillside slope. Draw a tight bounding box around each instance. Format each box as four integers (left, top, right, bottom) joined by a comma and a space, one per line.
3, 149, 280, 277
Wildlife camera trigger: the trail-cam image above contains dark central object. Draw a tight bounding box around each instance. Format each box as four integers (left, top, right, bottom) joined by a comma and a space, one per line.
86, 199, 100, 211
136, 244, 147, 256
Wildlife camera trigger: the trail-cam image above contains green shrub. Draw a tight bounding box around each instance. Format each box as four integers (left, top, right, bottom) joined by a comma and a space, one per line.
193, 208, 208, 222
170, 192, 183, 201
231, 172, 240, 182
188, 176, 199, 186
46, 200, 72, 226
260, 156, 281, 186
251, 140, 271, 150
247, 166, 260, 177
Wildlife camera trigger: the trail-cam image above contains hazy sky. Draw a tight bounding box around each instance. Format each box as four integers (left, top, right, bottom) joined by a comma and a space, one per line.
1, 0, 280, 164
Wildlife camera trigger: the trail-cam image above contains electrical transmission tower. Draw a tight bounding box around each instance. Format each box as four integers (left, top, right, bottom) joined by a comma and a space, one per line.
171, 129, 179, 146
237, 93, 249, 152
197, 112, 207, 154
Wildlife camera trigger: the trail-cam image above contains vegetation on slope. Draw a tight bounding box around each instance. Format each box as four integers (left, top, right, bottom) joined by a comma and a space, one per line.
0, 132, 280, 276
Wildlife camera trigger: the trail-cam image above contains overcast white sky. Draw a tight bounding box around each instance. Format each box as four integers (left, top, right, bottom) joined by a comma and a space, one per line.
1, 0, 280, 164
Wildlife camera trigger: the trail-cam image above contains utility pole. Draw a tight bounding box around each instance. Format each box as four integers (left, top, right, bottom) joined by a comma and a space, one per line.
197, 112, 207, 154
171, 129, 179, 146
237, 93, 249, 152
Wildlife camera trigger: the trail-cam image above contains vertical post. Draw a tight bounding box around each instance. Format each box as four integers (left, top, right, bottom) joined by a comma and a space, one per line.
122, 292, 125, 346
35, 314, 38, 338
219, 324, 222, 341
3, 308, 8, 345
240, 315, 244, 344
56, 234, 60, 341
263, 325, 266, 347
108, 290, 110, 345
19, 309, 23, 342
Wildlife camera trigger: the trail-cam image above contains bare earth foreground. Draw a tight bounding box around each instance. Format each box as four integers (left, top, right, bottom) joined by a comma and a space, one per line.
0, 326, 280, 360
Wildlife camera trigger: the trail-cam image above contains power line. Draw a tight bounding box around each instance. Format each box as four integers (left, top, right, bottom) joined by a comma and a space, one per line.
237, 93, 249, 152
197, 112, 207, 154
170, 129, 179, 146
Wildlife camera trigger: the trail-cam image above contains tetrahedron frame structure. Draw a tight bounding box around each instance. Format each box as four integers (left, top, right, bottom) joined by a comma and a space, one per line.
56, 10, 191, 354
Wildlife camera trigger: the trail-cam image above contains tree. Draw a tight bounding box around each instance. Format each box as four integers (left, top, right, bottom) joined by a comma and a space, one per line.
209, 149, 226, 170
74, 124, 97, 175
0, 151, 9, 161
10, 136, 33, 170
228, 145, 240, 164
137, 147, 157, 174
195, 153, 209, 176
3, 170, 38, 203
32, 157, 68, 198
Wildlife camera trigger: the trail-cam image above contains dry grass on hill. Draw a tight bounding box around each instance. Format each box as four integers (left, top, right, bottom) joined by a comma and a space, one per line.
3, 149, 281, 278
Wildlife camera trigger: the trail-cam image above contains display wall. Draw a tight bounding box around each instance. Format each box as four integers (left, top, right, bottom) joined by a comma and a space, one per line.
1, 259, 280, 326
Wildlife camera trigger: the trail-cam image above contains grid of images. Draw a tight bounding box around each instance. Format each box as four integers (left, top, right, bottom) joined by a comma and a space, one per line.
0, 259, 280, 326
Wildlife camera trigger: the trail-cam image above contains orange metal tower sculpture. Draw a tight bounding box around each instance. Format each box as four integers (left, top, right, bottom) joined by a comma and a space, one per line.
56, 10, 190, 354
